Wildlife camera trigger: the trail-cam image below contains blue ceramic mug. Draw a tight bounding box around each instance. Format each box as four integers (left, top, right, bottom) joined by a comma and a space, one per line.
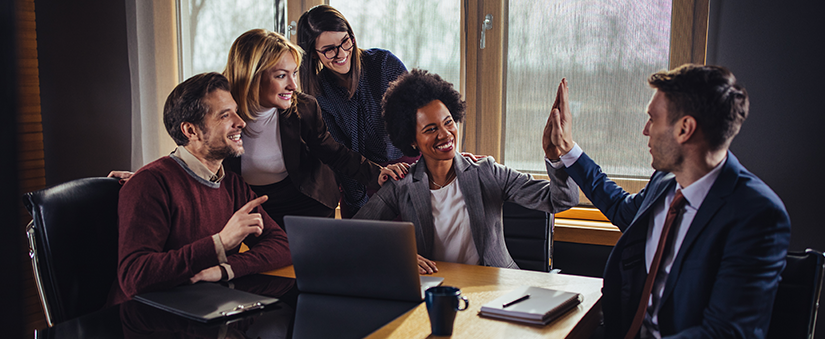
425, 286, 470, 336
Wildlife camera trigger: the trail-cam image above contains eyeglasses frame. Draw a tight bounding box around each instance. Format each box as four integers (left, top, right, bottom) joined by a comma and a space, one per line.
316, 35, 355, 60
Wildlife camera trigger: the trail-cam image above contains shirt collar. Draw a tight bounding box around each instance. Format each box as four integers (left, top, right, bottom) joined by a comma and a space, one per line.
173, 146, 225, 183
676, 156, 726, 209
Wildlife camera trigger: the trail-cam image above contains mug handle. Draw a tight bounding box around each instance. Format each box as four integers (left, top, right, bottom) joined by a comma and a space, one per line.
456, 295, 470, 311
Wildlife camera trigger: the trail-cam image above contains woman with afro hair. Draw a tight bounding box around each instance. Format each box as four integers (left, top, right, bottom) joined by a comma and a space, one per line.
354, 69, 579, 273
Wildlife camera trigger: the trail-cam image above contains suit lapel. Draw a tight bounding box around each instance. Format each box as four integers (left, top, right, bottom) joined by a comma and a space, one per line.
279, 111, 300, 177
660, 152, 739, 305
629, 173, 677, 229
410, 158, 435, 256
617, 175, 675, 279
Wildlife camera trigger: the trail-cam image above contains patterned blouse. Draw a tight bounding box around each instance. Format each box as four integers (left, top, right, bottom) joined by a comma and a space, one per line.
315, 48, 408, 209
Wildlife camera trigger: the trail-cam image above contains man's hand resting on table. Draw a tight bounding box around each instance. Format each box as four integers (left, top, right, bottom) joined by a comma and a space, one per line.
190, 266, 222, 283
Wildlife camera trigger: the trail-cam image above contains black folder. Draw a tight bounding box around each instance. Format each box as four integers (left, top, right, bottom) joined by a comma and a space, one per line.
133, 282, 279, 323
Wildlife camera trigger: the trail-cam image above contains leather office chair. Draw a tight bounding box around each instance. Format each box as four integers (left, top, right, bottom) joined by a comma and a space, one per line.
24, 177, 122, 326
502, 201, 554, 272
767, 248, 825, 339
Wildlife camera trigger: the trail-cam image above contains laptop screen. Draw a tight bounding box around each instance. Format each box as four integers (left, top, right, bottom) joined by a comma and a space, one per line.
284, 216, 441, 302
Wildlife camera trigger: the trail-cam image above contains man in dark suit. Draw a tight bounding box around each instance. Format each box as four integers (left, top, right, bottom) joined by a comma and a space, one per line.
542, 64, 790, 338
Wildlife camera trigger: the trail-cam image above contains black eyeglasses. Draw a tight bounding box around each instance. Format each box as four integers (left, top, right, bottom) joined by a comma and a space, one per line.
316, 35, 354, 60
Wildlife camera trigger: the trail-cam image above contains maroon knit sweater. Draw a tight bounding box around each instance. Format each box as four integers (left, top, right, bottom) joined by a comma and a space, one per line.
110, 156, 291, 304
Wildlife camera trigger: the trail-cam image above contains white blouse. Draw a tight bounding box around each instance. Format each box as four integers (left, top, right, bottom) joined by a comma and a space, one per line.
240, 107, 288, 185
429, 176, 480, 265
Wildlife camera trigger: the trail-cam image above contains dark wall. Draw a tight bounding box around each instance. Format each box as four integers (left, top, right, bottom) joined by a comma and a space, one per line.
1, 0, 23, 337
706, 1, 825, 253
706, 1, 825, 335
36, 0, 132, 186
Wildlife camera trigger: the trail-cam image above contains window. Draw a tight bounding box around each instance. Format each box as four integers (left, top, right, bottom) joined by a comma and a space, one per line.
504, 0, 672, 178
329, 0, 462, 89
178, 0, 287, 78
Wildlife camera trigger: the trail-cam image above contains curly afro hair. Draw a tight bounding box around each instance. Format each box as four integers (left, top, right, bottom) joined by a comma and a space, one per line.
382, 69, 466, 157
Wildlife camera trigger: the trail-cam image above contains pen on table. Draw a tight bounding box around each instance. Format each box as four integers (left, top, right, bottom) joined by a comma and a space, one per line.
502, 294, 530, 308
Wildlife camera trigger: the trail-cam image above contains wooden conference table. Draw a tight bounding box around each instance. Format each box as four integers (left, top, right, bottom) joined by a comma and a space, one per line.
262, 261, 603, 339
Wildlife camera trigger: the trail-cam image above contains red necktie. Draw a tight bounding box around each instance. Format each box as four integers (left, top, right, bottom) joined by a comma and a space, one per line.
624, 189, 686, 339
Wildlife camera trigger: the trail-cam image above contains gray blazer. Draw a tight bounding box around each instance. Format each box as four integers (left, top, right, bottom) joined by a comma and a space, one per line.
353, 152, 579, 268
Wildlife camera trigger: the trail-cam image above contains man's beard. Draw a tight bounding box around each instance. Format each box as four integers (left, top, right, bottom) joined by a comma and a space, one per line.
202, 134, 243, 162
650, 133, 683, 173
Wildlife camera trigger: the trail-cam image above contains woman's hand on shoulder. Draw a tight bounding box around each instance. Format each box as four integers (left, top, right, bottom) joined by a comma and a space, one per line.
378, 162, 410, 186
460, 152, 493, 163
108, 170, 134, 184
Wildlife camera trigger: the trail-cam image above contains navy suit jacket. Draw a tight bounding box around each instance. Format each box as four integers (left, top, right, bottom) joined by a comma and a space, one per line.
558, 151, 790, 338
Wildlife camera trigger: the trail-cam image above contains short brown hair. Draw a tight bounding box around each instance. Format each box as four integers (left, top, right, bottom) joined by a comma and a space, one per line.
648, 64, 749, 150
163, 72, 230, 146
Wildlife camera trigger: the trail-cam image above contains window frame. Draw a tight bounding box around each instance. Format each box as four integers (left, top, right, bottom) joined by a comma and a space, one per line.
287, 0, 324, 44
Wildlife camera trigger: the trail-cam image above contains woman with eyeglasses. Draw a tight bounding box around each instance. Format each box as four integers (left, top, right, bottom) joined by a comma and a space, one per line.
221, 29, 406, 228
296, 5, 416, 218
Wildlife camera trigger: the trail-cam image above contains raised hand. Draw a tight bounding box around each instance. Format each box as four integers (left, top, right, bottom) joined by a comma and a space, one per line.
543, 78, 574, 159
219, 195, 268, 250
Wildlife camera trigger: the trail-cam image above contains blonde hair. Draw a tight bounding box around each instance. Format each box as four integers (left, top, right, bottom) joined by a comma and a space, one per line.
223, 29, 304, 121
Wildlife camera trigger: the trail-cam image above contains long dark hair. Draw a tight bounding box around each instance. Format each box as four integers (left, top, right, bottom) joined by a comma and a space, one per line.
297, 5, 362, 99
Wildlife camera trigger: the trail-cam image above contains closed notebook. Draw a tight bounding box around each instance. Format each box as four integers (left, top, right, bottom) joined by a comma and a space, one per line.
479, 286, 582, 325
133, 282, 279, 323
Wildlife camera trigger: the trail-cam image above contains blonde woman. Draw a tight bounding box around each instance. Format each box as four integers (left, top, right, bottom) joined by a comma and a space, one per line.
222, 29, 405, 228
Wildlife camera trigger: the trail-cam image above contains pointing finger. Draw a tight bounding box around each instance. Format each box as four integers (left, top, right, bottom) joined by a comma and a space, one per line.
239, 195, 268, 214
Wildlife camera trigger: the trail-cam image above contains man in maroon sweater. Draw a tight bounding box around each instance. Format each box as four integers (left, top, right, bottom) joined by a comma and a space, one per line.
109, 72, 291, 305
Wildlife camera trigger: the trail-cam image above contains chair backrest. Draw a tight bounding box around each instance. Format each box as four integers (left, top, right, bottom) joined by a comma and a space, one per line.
768, 248, 825, 339
24, 177, 122, 326
502, 201, 554, 272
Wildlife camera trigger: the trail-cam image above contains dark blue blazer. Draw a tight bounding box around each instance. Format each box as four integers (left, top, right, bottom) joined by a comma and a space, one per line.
560, 151, 790, 338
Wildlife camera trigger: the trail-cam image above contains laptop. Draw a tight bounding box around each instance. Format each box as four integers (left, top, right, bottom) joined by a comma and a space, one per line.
283, 215, 444, 302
